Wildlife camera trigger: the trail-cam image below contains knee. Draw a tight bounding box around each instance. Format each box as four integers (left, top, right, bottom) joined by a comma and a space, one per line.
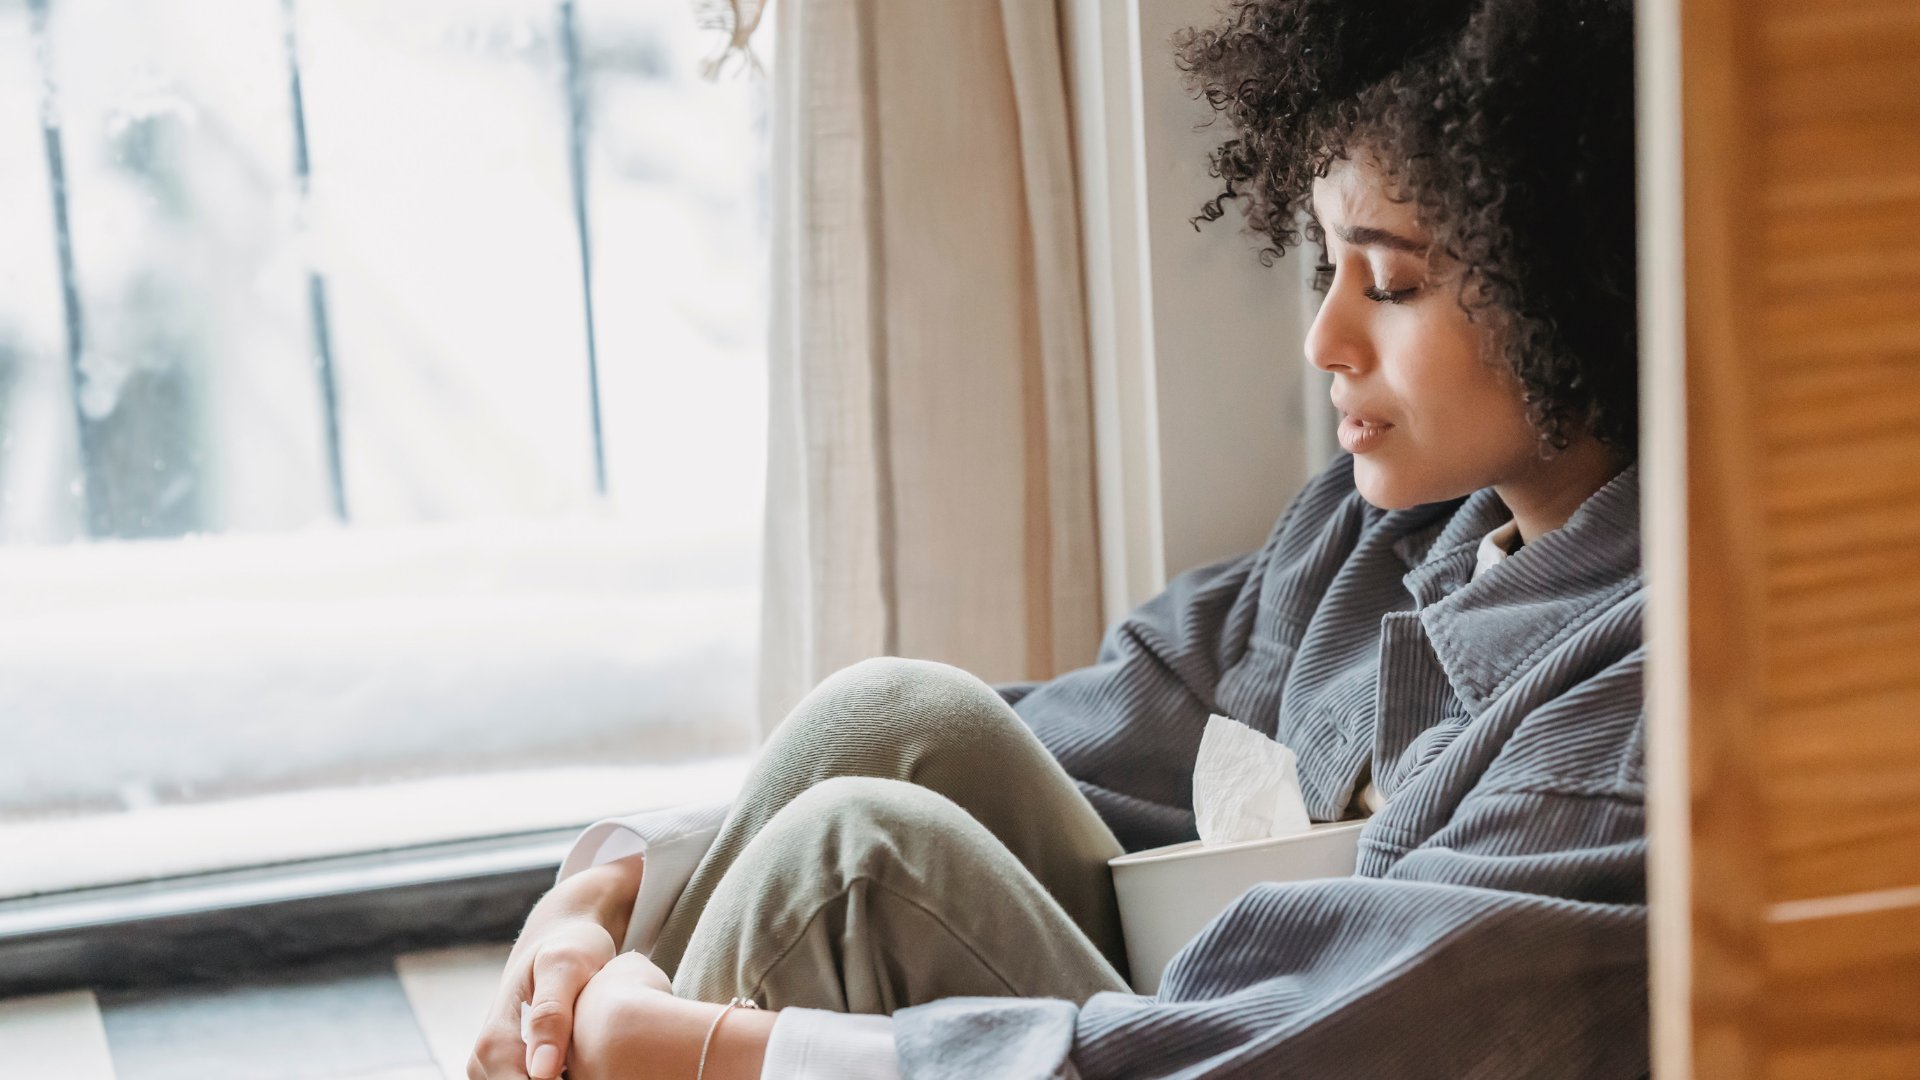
822, 656, 997, 708
778, 656, 1022, 745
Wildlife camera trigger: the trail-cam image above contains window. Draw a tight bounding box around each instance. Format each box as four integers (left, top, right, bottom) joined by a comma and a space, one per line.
0, 0, 769, 904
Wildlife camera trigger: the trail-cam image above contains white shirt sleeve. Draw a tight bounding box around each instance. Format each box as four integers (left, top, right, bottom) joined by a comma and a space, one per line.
761, 1009, 900, 1080
554, 800, 731, 955
1356, 778, 1387, 815
1472, 518, 1522, 580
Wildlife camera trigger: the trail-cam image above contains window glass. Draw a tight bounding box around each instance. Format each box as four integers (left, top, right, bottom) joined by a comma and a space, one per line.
0, 0, 768, 899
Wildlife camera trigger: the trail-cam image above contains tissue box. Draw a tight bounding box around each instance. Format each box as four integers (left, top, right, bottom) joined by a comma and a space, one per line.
1108, 820, 1367, 994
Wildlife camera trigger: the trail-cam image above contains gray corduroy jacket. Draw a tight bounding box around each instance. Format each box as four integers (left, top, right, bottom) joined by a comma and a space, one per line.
895, 453, 1648, 1079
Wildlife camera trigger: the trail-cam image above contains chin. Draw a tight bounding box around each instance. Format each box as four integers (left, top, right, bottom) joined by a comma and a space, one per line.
1351, 457, 1448, 510
1352, 458, 1413, 510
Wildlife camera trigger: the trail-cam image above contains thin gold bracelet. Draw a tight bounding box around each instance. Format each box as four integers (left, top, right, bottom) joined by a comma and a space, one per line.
695, 996, 760, 1080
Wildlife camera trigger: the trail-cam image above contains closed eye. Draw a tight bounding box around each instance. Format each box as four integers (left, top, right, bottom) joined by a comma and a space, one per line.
1363, 284, 1419, 305
1315, 255, 1419, 305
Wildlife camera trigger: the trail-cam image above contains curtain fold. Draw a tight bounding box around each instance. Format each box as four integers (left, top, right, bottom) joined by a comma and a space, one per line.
755, 0, 1103, 731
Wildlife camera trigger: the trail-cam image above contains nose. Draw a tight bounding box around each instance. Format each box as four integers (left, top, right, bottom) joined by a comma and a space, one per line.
1303, 276, 1371, 376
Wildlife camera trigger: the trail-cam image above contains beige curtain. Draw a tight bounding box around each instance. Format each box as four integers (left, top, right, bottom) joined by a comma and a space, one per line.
754, 0, 1104, 729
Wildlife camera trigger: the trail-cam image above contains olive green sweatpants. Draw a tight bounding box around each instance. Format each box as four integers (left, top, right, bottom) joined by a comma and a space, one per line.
652, 657, 1131, 1013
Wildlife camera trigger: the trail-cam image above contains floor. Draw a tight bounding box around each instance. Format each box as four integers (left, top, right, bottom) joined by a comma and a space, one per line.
0, 942, 515, 1080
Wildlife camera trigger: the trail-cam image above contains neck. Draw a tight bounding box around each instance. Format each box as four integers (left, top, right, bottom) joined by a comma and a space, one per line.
1495, 435, 1624, 543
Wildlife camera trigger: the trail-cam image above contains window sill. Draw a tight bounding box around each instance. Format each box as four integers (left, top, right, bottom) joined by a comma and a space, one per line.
4, 759, 750, 898
0, 758, 749, 997
0, 827, 564, 998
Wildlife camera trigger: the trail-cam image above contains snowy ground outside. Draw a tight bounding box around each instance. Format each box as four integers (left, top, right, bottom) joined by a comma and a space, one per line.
0, 520, 760, 816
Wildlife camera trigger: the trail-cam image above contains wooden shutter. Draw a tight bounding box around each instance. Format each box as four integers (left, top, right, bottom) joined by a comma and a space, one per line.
1644, 0, 1920, 1075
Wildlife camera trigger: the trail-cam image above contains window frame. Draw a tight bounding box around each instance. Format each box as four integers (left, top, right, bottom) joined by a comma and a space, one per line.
1062, 0, 1332, 617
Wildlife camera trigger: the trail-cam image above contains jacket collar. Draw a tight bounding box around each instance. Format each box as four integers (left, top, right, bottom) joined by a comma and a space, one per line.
1402, 464, 1643, 716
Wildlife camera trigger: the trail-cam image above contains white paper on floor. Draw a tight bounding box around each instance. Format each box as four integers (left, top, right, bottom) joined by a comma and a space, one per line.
0, 989, 117, 1079
395, 943, 515, 1080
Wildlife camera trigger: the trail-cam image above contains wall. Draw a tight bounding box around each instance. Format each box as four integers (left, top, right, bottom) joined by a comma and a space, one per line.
1062, 0, 1328, 619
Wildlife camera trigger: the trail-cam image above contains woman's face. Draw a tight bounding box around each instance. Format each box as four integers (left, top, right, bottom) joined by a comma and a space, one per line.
1305, 156, 1545, 511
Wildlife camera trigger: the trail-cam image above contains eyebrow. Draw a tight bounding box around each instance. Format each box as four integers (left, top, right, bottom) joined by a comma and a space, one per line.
1330, 223, 1428, 254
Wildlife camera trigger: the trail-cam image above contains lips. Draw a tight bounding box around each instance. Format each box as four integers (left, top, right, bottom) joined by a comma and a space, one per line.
1333, 403, 1394, 454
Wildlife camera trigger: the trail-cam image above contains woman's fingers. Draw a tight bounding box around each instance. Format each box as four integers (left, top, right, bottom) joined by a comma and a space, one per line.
466, 955, 536, 1080
464, 917, 615, 1080
468, 986, 535, 1080
523, 936, 609, 1079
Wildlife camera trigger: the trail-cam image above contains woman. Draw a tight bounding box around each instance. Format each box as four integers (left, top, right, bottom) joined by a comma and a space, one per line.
471, 0, 1645, 1075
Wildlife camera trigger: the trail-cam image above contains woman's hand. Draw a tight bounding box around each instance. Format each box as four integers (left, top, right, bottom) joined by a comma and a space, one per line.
469, 916, 616, 1080
469, 855, 644, 1080
567, 953, 675, 1080
569, 954, 778, 1080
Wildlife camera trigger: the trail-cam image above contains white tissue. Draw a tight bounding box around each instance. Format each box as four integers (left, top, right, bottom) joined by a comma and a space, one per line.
1191, 714, 1313, 845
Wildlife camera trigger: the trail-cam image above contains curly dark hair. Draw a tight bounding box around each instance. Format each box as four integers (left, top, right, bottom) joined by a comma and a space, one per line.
1174, 0, 1638, 452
